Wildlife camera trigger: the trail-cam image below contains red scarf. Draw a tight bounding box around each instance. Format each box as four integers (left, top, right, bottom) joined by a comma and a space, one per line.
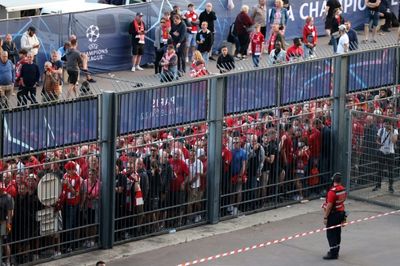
162, 51, 176, 70
134, 19, 145, 44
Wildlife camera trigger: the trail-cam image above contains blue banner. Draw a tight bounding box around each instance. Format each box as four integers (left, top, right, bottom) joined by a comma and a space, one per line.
119, 80, 208, 134
225, 68, 277, 114
2, 99, 98, 156
281, 59, 332, 105
347, 48, 396, 92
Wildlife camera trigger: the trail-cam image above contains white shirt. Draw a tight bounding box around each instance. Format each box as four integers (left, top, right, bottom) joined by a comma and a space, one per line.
378, 127, 398, 154
337, 33, 349, 54
185, 158, 203, 189
21, 32, 40, 56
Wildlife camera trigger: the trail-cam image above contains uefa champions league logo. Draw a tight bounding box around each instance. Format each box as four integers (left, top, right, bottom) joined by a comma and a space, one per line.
86, 25, 100, 43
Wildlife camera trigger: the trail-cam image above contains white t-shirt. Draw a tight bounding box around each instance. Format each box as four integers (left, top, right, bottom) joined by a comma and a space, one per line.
185, 158, 203, 189
377, 127, 398, 154
337, 33, 349, 54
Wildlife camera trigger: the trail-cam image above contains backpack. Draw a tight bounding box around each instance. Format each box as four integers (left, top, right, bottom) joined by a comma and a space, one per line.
227, 22, 237, 43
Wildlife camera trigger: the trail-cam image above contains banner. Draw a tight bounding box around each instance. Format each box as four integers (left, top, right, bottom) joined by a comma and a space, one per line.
225, 68, 277, 114
347, 48, 396, 92
2, 99, 98, 156
119, 80, 207, 134
281, 59, 332, 105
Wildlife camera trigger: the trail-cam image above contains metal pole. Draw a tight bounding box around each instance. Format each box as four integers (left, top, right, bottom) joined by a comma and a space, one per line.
274, 67, 283, 206
207, 77, 225, 224
100, 91, 117, 249
0, 109, 3, 158
332, 55, 349, 183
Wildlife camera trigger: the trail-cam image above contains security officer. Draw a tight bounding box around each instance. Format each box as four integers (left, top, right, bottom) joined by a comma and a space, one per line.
322, 172, 347, 260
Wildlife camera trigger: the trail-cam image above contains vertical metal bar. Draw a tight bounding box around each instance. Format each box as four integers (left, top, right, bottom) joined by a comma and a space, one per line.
207, 77, 225, 224
100, 92, 117, 249
345, 110, 352, 193
0, 108, 3, 158
332, 55, 349, 180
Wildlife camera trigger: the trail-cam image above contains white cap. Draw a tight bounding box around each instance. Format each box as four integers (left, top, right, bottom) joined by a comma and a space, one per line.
338, 24, 346, 31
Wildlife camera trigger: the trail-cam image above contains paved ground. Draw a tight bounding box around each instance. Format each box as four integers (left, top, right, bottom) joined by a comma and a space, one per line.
41, 199, 400, 266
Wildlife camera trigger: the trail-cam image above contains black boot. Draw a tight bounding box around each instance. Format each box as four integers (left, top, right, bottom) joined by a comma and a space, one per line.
323, 251, 338, 260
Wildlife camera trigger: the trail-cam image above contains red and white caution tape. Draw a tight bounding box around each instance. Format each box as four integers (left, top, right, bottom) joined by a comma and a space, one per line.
177, 210, 400, 266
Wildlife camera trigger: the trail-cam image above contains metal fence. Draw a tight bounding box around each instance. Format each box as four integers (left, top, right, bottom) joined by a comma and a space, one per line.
1, 46, 400, 265
347, 97, 400, 209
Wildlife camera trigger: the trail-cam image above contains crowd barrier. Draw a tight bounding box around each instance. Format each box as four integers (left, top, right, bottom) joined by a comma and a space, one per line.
0, 47, 399, 265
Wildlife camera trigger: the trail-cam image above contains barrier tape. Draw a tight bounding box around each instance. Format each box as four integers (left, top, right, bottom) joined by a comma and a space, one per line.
177, 210, 400, 266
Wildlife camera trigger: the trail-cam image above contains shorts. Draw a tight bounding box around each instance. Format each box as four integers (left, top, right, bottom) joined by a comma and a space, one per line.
67, 70, 79, 85
188, 187, 203, 203
0, 84, 13, 97
132, 42, 144, 56
367, 10, 380, 28
186, 33, 196, 47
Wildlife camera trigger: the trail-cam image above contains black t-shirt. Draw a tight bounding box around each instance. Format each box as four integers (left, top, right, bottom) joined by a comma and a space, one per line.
326, 0, 341, 18
368, 0, 379, 11
0, 194, 14, 222
115, 173, 127, 207
262, 141, 278, 172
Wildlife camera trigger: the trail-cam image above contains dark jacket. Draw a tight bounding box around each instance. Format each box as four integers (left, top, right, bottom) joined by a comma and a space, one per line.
170, 21, 187, 46
20, 63, 40, 87
235, 11, 253, 35
217, 54, 235, 73
2, 41, 18, 63
196, 29, 213, 53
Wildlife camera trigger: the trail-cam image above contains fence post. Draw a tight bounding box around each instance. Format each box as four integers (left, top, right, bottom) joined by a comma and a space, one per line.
100, 91, 117, 249
0, 109, 3, 158
207, 77, 225, 224
332, 55, 350, 181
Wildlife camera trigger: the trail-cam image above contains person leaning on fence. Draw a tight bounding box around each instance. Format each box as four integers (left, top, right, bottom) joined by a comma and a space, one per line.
373, 119, 398, 193
217, 46, 235, 73
0, 51, 15, 109
269, 41, 287, 64
322, 172, 347, 260
303, 16, 318, 58
42, 61, 61, 102
160, 45, 178, 82
0, 182, 14, 266
190, 51, 208, 78
286, 37, 304, 62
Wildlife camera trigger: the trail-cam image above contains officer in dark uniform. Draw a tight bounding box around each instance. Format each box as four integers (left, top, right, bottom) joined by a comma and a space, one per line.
322, 172, 347, 260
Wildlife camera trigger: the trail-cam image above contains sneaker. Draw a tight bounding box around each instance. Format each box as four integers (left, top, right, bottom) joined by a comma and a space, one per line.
232, 207, 238, 216
389, 187, 394, 193
382, 28, 390, 32
370, 39, 377, 43
323, 252, 338, 260
53, 251, 62, 257
131, 66, 136, 72
87, 78, 96, 83
90, 241, 95, 247
372, 186, 380, 192
136, 65, 144, 71
361, 40, 368, 44
83, 240, 90, 248
227, 205, 233, 213
185, 57, 189, 63
209, 56, 216, 61
194, 215, 202, 223
32, 254, 39, 261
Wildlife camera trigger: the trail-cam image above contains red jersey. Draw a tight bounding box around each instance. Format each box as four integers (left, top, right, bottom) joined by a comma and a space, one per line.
281, 132, 293, 165
250, 32, 265, 55
308, 128, 321, 158
184, 10, 199, 33
326, 184, 346, 212
303, 24, 317, 46
222, 147, 232, 173
62, 172, 81, 206
169, 158, 189, 192
286, 45, 304, 61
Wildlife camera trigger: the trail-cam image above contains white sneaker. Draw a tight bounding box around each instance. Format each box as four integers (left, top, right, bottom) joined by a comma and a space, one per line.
90, 241, 95, 247
232, 207, 238, 216
194, 215, 202, 223
32, 254, 39, 261
136, 65, 144, 71
185, 57, 189, 63
131, 66, 136, 72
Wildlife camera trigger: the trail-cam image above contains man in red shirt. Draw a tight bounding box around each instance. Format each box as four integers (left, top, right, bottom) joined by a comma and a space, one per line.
322, 172, 347, 260
286, 37, 304, 61
60, 161, 81, 251
249, 24, 264, 67
169, 148, 189, 225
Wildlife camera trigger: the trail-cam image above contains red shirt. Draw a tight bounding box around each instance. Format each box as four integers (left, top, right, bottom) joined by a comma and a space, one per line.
250, 32, 265, 55
308, 128, 321, 158
286, 45, 304, 61
222, 147, 232, 173
303, 24, 317, 45
184, 10, 199, 33
169, 158, 189, 192
281, 132, 293, 165
62, 172, 81, 206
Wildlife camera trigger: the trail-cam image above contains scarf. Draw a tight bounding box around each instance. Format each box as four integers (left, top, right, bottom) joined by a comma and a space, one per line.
134, 19, 145, 44
162, 51, 176, 71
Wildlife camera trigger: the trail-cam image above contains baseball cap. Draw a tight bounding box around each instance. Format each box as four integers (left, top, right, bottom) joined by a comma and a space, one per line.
137, 12, 144, 17
338, 24, 346, 31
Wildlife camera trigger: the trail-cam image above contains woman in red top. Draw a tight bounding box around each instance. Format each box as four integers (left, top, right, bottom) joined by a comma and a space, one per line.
190, 51, 208, 78
303, 16, 318, 58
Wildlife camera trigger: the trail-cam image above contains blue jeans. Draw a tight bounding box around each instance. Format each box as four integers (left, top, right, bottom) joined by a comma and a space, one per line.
252, 55, 260, 67
201, 52, 209, 65
331, 36, 338, 53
